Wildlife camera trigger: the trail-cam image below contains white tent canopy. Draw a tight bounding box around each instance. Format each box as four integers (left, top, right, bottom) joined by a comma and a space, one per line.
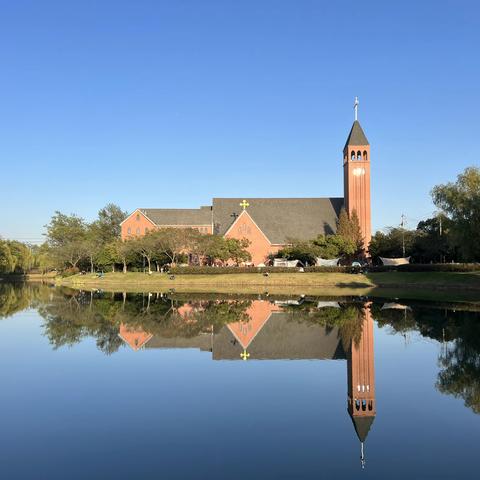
273, 258, 301, 268
315, 257, 340, 267
380, 256, 411, 266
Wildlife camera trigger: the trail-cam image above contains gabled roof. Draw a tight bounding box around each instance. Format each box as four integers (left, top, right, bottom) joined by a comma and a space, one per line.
350, 415, 375, 442
213, 198, 344, 244
139, 206, 212, 226
213, 312, 346, 360
344, 120, 369, 149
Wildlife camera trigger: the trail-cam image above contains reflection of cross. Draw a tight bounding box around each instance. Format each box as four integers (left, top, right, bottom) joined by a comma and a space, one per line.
230, 212, 239, 220
239, 199, 250, 210
240, 349, 250, 361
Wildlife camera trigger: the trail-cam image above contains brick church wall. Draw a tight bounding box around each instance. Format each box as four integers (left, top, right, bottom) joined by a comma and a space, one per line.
224, 210, 280, 265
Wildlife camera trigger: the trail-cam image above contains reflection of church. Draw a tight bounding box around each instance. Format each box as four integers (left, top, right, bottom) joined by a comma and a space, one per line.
119, 299, 376, 467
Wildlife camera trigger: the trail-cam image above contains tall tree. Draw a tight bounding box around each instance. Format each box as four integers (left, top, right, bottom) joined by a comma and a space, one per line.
0, 241, 15, 273
135, 233, 158, 274
91, 204, 128, 244
113, 239, 137, 273
152, 228, 198, 266
431, 167, 480, 261
336, 208, 363, 251
44, 212, 87, 248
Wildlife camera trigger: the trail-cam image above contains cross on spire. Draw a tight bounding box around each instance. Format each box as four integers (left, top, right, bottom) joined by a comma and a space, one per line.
354, 96, 359, 121
239, 199, 250, 210
240, 349, 250, 360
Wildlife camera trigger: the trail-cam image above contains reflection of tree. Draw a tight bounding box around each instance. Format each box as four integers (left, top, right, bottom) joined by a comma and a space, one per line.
375, 304, 480, 415
437, 339, 480, 414
282, 303, 365, 352
0, 284, 30, 317
37, 291, 252, 353
38, 291, 124, 355
0, 283, 51, 318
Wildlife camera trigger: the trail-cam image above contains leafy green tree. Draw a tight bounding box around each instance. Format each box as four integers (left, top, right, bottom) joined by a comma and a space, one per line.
275, 240, 320, 264
432, 166, 480, 261
369, 228, 418, 259
5, 240, 32, 273
336, 208, 363, 251
225, 238, 251, 265
0, 241, 14, 273
414, 216, 454, 263
276, 235, 355, 264
312, 235, 357, 259
32, 243, 56, 273
134, 233, 158, 273
200, 235, 231, 264
149, 228, 198, 266
112, 238, 137, 273
44, 211, 87, 248
90, 204, 127, 244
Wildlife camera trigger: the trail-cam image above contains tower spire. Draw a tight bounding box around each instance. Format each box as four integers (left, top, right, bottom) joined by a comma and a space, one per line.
354, 96, 359, 121
360, 442, 366, 469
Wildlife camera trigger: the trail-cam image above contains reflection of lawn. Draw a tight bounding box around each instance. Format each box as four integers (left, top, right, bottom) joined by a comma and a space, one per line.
57, 271, 480, 302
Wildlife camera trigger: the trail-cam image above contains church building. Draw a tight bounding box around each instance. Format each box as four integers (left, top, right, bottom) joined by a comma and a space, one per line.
121, 101, 371, 265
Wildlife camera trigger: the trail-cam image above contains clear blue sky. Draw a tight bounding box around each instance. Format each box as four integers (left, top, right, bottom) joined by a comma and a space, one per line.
1, 0, 478, 243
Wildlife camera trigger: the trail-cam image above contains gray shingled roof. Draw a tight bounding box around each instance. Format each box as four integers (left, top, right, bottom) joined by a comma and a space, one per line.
212, 198, 344, 244
141, 206, 211, 226
344, 120, 369, 148
350, 415, 375, 442
213, 312, 346, 360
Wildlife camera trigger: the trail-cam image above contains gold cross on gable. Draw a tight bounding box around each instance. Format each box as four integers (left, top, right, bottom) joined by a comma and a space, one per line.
239, 199, 250, 210
240, 349, 250, 361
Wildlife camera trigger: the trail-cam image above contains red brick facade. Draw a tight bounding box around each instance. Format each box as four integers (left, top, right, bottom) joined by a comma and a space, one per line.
224, 210, 280, 265
121, 209, 212, 240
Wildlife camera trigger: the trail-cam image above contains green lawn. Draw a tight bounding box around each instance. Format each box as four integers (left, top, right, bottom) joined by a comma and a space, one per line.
56, 270, 480, 302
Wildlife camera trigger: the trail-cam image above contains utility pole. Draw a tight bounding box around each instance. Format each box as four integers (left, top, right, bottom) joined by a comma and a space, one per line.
400, 214, 406, 257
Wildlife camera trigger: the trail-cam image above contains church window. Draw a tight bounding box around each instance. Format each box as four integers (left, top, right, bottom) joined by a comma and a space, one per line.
357, 151, 362, 160
363, 150, 368, 161
362, 400, 367, 411
355, 400, 360, 411
351, 151, 356, 161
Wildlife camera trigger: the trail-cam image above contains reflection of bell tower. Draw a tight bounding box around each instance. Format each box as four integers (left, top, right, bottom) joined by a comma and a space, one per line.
343, 97, 371, 249
347, 302, 376, 468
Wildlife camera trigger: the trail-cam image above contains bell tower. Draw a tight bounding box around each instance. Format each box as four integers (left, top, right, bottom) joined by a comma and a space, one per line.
343, 97, 371, 250
347, 302, 376, 468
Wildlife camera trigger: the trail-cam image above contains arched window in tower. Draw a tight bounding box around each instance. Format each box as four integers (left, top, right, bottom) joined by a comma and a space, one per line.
357, 151, 362, 161
363, 150, 368, 161
351, 151, 356, 161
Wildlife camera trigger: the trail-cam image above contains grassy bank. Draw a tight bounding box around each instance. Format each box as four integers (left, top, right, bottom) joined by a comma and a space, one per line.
56, 271, 480, 302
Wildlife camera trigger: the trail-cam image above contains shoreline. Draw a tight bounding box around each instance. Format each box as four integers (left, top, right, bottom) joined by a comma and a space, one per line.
53, 271, 480, 302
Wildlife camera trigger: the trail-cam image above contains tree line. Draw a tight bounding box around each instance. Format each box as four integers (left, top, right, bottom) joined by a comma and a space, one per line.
36, 203, 252, 274
370, 167, 480, 262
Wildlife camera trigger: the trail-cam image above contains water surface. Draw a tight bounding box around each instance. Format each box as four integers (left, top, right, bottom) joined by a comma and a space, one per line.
0, 283, 479, 479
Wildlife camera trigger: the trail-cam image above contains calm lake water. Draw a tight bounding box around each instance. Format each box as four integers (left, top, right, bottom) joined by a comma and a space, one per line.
0, 283, 479, 479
